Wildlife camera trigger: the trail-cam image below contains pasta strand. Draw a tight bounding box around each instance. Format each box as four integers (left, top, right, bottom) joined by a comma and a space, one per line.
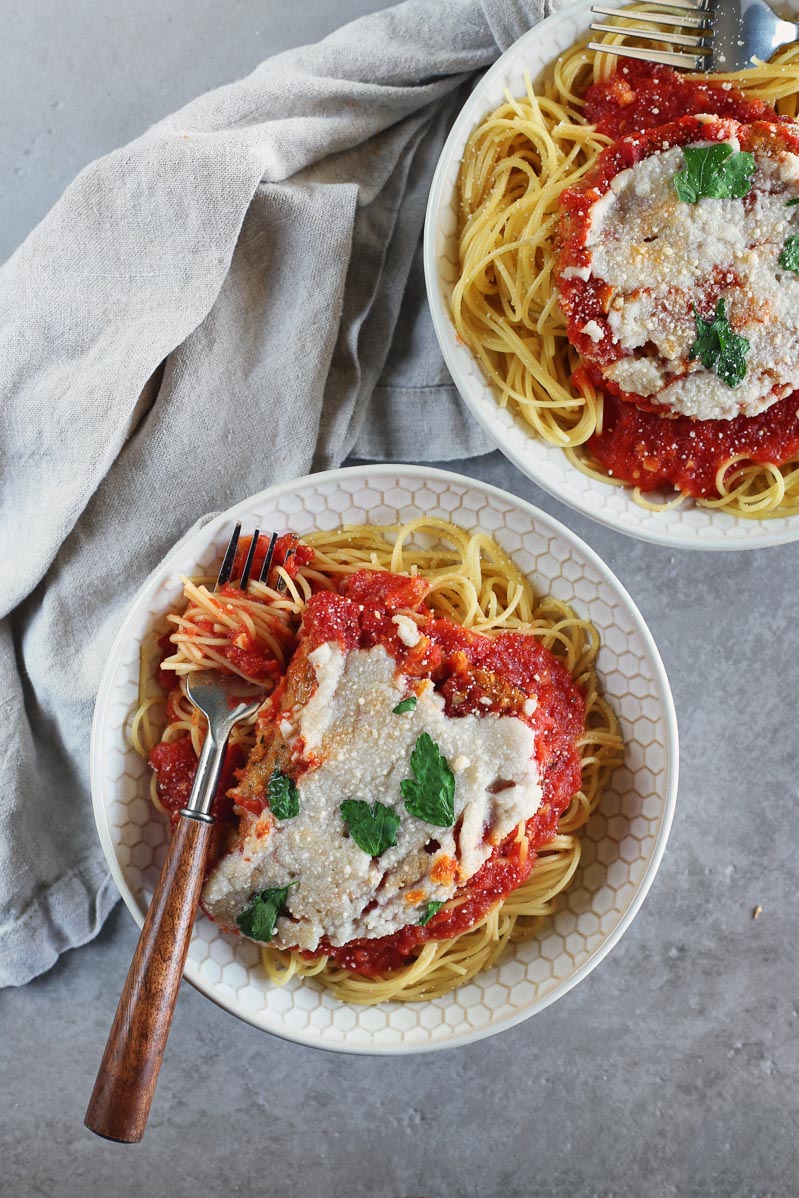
453, 35, 799, 519
131, 520, 623, 1004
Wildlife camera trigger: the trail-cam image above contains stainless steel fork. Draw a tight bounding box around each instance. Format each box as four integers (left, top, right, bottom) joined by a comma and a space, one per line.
85, 669, 264, 1143
84, 520, 297, 1143
216, 522, 295, 593
589, 0, 799, 72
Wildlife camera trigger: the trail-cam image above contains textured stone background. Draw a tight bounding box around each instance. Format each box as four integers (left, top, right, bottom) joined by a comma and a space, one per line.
2, 2, 798, 1196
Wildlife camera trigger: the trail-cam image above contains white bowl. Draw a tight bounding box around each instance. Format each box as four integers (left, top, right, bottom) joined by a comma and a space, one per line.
91, 465, 678, 1054
423, 0, 799, 550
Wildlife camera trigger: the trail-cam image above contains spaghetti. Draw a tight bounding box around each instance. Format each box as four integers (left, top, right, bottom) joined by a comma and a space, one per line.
452, 29, 799, 517
132, 520, 622, 1004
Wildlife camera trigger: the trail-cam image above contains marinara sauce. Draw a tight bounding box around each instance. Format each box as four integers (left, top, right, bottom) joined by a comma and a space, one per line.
585, 59, 781, 138
150, 564, 586, 976
561, 61, 799, 497
149, 737, 245, 861
299, 570, 585, 976
149, 533, 314, 824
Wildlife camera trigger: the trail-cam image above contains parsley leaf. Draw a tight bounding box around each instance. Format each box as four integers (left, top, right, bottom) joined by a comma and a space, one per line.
392, 696, 417, 715
689, 298, 750, 388
236, 882, 298, 942
266, 768, 299, 820
674, 145, 755, 204
787, 197, 799, 207
340, 800, 400, 857
401, 732, 456, 827
418, 900, 445, 926
779, 233, 799, 275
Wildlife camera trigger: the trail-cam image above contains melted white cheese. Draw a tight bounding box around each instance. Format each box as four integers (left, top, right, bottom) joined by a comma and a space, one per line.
562, 263, 592, 281
583, 136, 799, 420
392, 614, 421, 647
581, 319, 605, 343
202, 643, 541, 951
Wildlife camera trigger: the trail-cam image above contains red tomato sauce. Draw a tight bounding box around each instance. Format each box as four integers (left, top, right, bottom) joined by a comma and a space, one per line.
148, 737, 245, 858
221, 532, 314, 680
299, 570, 585, 975
156, 631, 180, 693
589, 385, 799, 497
149, 531, 314, 834
162, 533, 315, 685
232, 532, 314, 586
585, 59, 780, 139
559, 113, 750, 364
150, 565, 586, 975
557, 62, 799, 498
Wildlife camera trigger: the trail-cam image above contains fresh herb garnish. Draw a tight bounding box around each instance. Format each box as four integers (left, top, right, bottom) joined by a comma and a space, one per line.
418, 900, 445, 927
401, 732, 456, 827
787, 197, 799, 207
236, 882, 298, 942
266, 768, 299, 820
392, 696, 417, 715
779, 233, 799, 274
340, 800, 400, 857
689, 298, 750, 388
674, 145, 755, 204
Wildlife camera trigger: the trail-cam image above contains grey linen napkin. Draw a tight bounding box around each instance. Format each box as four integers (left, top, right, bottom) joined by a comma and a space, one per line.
0, 0, 545, 986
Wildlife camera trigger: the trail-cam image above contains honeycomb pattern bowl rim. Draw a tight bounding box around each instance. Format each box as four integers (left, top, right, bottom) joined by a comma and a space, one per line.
422, 0, 799, 551
90, 464, 679, 1054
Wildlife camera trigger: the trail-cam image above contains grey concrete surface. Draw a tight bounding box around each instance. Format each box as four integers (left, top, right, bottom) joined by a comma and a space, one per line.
2, 3, 798, 1197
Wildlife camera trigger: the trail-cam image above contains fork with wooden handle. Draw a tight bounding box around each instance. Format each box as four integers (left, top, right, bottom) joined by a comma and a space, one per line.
84, 670, 264, 1143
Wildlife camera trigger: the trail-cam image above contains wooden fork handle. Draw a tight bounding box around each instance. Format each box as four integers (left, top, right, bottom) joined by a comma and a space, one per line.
84, 814, 212, 1143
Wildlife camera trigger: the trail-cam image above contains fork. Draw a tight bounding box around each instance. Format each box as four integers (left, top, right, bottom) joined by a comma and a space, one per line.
589, 0, 799, 72
217, 523, 295, 593
83, 525, 282, 1143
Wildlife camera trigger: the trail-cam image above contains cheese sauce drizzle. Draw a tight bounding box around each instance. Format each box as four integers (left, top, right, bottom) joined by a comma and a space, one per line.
131, 520, 622, 1004
453, 33, 799, 516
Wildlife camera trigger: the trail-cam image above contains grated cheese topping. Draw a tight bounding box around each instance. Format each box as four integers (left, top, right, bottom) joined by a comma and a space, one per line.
202, 643, 541, 951
583, 134, 799, 420
392, 613, 421, 647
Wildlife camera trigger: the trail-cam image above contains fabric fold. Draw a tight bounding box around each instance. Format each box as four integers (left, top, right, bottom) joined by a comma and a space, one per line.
0, 0, 544, 986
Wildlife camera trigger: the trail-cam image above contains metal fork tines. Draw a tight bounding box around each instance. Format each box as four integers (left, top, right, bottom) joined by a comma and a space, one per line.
215, 524, 294, 594
589, 0, 713, 70
592, 5, 711, 27
627, 0, 711, 8
588, 4, 712, 70
590, 21, 712, 48
589, 0, 799, 73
